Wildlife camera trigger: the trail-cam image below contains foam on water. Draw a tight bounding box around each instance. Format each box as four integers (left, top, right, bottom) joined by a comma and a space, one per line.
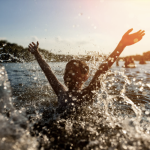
0, 64, 38, 150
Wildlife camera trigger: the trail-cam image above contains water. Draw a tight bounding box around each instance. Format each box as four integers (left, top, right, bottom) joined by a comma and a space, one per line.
1, 61, 150, 149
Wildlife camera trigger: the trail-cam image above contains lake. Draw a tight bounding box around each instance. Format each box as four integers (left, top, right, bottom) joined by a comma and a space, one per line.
1, 60, 150, 150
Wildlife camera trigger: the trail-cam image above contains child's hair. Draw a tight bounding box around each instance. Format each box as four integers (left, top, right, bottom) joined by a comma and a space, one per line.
64, 60, 89, 88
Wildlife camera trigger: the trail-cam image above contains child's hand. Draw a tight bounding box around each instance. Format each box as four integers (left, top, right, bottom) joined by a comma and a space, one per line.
28, 41, 39, 54
121, 28, 145, 46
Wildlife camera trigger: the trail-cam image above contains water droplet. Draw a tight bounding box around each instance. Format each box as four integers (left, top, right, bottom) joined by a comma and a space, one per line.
145, 111, 149, 115
122, 130, 127, 134
34, 77, 37, 80
134, 38, 138, 43
139, 87, 143, 91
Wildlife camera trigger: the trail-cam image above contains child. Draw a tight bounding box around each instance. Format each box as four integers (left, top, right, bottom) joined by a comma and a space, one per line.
28, 28, 145, 113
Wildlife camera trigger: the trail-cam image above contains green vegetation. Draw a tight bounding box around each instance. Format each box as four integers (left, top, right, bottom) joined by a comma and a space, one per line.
0, 40, 93, 62
0, 40, 149, 62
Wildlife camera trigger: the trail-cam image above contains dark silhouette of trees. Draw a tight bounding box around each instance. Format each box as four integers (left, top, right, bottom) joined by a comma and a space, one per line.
1, 40, 150, 63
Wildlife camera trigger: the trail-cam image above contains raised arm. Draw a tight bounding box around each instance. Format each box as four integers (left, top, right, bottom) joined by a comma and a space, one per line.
88, 28, 145, 88
28, 42, 67, 96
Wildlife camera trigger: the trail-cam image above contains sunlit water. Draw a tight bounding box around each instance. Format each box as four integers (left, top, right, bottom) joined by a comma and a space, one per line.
1, 60, 150, 150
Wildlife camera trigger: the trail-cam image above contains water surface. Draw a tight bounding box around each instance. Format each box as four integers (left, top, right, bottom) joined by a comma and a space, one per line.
1, 61, 150, 150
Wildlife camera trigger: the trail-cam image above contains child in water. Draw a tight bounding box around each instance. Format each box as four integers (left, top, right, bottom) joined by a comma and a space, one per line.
28, 28, 145, 114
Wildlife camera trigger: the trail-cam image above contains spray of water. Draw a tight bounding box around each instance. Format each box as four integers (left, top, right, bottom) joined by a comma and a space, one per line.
1, 55, 150, 149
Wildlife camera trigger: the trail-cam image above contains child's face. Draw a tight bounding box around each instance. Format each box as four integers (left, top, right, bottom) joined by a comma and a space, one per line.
65, 63, 89, 89
81, 72, 89, 82
73, 67, 89, 83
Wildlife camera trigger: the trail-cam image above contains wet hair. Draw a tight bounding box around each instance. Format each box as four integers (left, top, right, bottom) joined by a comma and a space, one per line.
64, 60, 89, 88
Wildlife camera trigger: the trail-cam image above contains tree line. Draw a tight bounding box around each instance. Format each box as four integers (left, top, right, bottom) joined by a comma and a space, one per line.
0, 40, 103, 62
0, 40, 149, 63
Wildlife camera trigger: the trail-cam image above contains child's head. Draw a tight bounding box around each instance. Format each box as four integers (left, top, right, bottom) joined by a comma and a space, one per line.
64, 60, 89, 90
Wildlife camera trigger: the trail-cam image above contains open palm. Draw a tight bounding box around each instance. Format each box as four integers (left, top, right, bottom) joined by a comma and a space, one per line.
121, 28, 145, 46
28, 41, 39, 54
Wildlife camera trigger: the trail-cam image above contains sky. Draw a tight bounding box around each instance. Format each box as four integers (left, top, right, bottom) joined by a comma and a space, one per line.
0, 0, 150, 56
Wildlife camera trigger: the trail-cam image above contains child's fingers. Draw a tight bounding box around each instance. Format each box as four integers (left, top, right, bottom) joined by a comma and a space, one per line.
29, 43, 32, 46
139, 30, 144, 35
140, 31, 145, 36
29, 44, 34, 48
141, 33, 145, 36
28, 45, 33, 51
29, 43, 34, 48
28, 42, 38, 54
138, 31, 145, 37
125, 28, 133, 35
136, 30, 141, 34
37, 41, 39, 46
32, 42, 36, 46
138, 33, 145, 40
134, 30, 141, 35
140, 30, 145, 33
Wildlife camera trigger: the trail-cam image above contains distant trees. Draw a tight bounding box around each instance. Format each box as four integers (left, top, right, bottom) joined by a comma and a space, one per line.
121, 52, 150, 61
143, 51, 150, 61
0, 40, 23, 56
1, 40, 150, 63
125, 54, 142, 61
0, 40, 95, 62
0, 40, 76, 62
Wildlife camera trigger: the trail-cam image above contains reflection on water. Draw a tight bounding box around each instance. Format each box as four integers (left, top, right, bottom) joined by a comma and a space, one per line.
1, 61, 150, 149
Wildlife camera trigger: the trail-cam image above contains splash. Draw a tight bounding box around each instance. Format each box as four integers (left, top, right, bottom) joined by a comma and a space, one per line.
0, 53, 23, 63
0, 64, 38, 150
1, 59, 150, 149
